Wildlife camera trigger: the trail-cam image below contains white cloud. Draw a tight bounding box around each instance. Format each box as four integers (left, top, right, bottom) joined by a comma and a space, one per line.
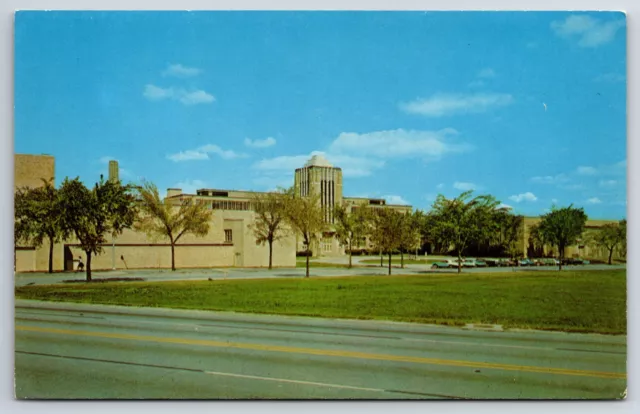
143, 84, 174, 101
508, 192, 538, 203
551, 198, 559, 204
179, 90, 215, 105
253, 128, 471, 180
166, 150, 209, 162
497, 203, 513, 210
551, 15, 625, 48
172, 179, 207, 195
244, 137, 277, 148
253, 154, 312, 172
143, 84, 215, 105
400, 93, 513, 117
586, 197, 602, 205
576, 166, 598, 175
167, 144, 247, 162
530, 174, 570, 184
163, 64, 202, 78
384, 195, 410, 206
477, 68, 496, 78
328, 128, 470, 160
453, 182, 476, 191
599, 179, 618, 187
436, 183, 445, 189
594, 73, 625, 83
253, 152, 384, 178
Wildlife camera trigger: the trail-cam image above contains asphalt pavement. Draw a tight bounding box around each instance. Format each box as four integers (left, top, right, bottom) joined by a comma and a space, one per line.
14, 300, 627, 400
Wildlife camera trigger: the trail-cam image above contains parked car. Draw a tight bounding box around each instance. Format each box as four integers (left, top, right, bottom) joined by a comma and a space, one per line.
562, 258, 588, 265
484, 258, 500, 267
462, 259, 477, 268
519, 258, 535, 266
431, 259, 459, 269
497, 258, 516, 267
534, 258, 556, 266
471, 259, 488, 267
431, 261, 451, 269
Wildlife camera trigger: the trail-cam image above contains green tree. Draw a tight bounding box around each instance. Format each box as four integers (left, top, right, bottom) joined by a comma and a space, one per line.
135, 182, 212, 271
496, 213, 524, 261
248, 188, 291, 270
590, 220, 626, 265
14, 179, 68, 273
429, 191, 502, 273
618, 219, 627, 260
283, 190, 326, 278
59, 176, 137, 281
398, 211, 421, 268
333, 204, 369, 269
369, 209, 404, 275
537, 205, 588, 270
14, 187, 34, 271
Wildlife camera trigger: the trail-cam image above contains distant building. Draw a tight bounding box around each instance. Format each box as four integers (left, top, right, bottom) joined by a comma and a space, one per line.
294, 154, 412, 256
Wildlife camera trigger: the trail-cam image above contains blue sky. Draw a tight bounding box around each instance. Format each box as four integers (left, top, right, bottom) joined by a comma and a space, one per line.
14, 11, 627, 219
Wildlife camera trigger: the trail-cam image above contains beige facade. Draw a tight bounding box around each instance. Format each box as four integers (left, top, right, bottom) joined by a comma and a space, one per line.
15, 154, 58, 272
15, 153, 55, 189
14, 154, 296, 272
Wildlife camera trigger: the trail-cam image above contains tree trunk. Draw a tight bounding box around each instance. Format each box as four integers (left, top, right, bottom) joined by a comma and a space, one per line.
48, 236, 54, 274
171, 242, 176, 271
458, 252, 462, 274
401, 250, 404, 269
348, 239, 352, 269
305, 243, 310, 278
558, 246, 564, 271
268, 240, 273, 270
608, 247, 613, 265
388, 252, 392, 275
85, 251, 92, 282
380, 250, 383, 267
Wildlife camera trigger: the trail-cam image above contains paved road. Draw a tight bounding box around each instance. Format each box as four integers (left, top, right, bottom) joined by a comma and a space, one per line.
15, 300, 626, 399
14, 263, 626, 286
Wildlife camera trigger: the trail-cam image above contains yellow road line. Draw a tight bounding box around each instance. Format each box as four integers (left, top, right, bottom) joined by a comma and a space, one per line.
16, 325, 626, 380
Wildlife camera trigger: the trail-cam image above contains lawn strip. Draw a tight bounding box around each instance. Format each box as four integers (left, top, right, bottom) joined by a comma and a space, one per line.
15, 269, 626, 334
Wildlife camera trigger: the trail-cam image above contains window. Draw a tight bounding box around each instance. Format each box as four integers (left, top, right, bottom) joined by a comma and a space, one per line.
224, 229, 233, 243
322, 239, 332, 253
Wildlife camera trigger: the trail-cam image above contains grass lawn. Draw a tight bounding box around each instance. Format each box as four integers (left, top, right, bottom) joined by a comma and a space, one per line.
15, 269, 626, 334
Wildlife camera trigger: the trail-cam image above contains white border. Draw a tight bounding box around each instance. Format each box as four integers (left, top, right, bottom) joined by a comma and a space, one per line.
2, 1, 637, 414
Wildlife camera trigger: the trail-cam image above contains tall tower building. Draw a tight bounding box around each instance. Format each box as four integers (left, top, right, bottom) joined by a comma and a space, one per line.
294, 154, 343, 224
108, 160, 119, 183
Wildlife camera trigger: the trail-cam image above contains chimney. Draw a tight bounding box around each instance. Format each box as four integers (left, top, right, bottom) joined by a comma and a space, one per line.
108, 160, 119, 182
